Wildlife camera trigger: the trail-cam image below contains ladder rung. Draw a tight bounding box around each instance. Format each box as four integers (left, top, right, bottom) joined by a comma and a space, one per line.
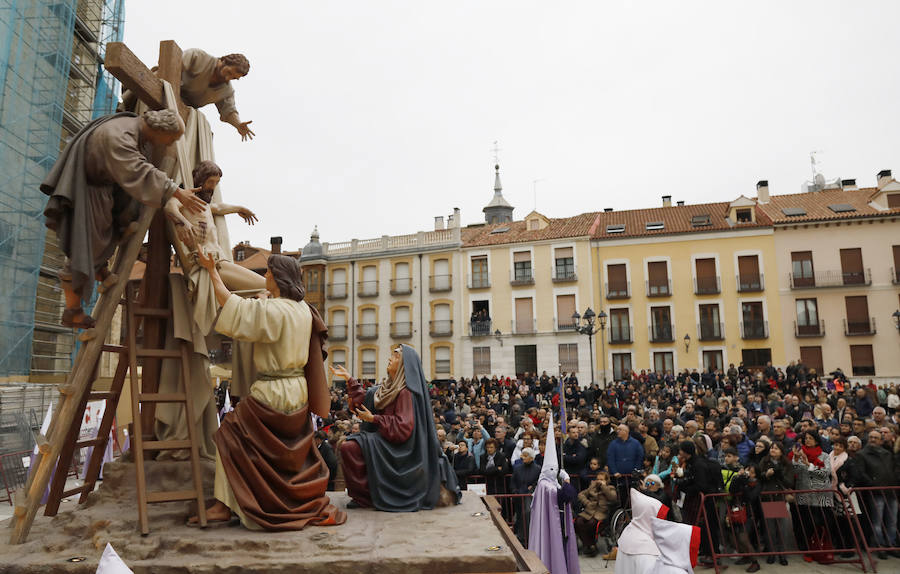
75, 438, 104, 449
133, 307, 172, 318
146, 490, 198, 503
101, 344, 126, 353
62, 485, 87, 498
135, 349, 182, 359
139, 393, 186, 403
89, 391, 118, 401
142, 440, 192, 451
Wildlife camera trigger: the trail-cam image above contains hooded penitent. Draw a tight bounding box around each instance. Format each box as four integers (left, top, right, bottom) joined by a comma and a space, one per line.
528, 413, 580, 574
614, 489, 670, 574
647, 517, 701, 574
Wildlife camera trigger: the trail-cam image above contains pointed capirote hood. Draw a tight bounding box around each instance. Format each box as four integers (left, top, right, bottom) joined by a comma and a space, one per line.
649, 517, 701, 572
539, 412, 559, 485
617, 488, 669, 556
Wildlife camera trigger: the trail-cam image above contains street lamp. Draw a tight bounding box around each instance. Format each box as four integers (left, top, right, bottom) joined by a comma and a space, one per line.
573, 307, 607, 387
893, 309, 900, 333
684, 333, 691, 353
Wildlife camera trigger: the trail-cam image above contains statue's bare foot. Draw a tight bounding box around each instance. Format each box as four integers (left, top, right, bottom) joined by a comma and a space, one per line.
61, 307, 96, 330
188, 500, 232, 525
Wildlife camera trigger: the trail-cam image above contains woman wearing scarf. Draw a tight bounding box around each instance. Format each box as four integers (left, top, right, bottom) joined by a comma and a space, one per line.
759, 442, 794, 565
788, 430, 833, 562
828, 436, 855, 553
334, 345, 460, 510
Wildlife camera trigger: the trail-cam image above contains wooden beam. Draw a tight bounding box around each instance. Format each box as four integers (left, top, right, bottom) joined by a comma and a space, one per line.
157, 40, 190, 121
105, 42, 165, 110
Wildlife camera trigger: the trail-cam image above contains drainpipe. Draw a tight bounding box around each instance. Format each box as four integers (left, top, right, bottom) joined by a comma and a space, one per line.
418, 253, 424, 357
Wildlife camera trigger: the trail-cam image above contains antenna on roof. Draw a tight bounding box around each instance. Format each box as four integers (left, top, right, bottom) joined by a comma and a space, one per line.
491, 140, 502, 165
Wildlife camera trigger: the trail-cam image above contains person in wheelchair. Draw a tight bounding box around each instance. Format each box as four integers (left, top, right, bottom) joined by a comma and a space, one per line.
574, 471, 618, 557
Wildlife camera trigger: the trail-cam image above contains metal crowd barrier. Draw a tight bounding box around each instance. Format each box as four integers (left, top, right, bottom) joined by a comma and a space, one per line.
698, 488, 870, 573
847, 486, 900, 573
490, 493, 534, 544
0, 450, 31, 506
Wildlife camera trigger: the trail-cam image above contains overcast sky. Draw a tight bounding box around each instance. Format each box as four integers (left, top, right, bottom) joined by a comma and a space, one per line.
124, 1, 900, 251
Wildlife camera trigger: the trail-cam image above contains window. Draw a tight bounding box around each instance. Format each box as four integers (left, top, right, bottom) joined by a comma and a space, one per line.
741, 302, 766, 338
359, 265, 378, 296
331, 349, 346, 369
431, 258, 451, 291
609, 308, 631, 343
554, 247, 575, 279
698, 304, 721, 340
606, 224, 625, 234
844, 296, 872, 335
527, 219, 540, 230
893, 245, 900, 283
737, 255, 762, 291
515, 297, 534, 334
735, 208, 753, 223
691, 214, 711, 227
888, 193, 900, 208
512, 251, 533, 283
431, 303, 452, 336
556, 294, 576, 330
435, 347, 451, 375
470, 300, 491, 336
645, 221, 665, 231
612, 353, 632, 381
361, 349, 376, 377
782, 207, 807, 217
391, 306, 412, 338
839, 248, 865, 285
471, 256, 489, 288
795, 298, 820, 335
850, 345, 875, 376
694, 258, 718, 294
650, 306, 672, 341
653, 352, 674, 374
647, 261, 670, 296
607, 263, 629, 298
359, 308, 377, 339
558, 343, 578, 374
741, 348, 771, 370
330, 268, 348, 298
330, 310, 347, 340
828, 204, 856, 213
473, 346, 491, 374
392, 262, 411, 294
799, 346, 823, 377
791, 251, 815, 287
702, 350, 724, 372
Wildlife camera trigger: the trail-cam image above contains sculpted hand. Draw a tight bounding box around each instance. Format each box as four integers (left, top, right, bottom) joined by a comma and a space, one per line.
330, 364, 352, 380
236, 120, 255, 141
174, 187, 207, 214
196, 249, 216, 273
237, 207, 258, 225
355, 404, 375, 423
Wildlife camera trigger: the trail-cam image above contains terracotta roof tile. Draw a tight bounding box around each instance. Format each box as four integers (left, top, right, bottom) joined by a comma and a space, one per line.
461, 212, 600, 247
590, 201, 771, 240
757, 187, 900, 223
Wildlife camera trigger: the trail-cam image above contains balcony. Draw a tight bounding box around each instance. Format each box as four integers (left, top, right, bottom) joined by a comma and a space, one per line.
510, 269, 535, 286
789, 269, 872, 289
468, 274, 491, 289
646, 280, 672, 297
698, 321, 724, 341
609, 325, 633, 344
329, 325, 348, 341
390, 321, 413, 339
357, 280, 379, 297
555, 316, 576, 332
892, 267, 900, 285
649, 324, 674, 343
794, 321, 825, 337
844, 317, 876, 336
737, 273, 765, 292
468, 320, 493, 337
390, 277, 412, 296
429, 274, 452, 292
606, 282, 630, 299
357, 323, 378, 340
429, 320, 453, 337
512, 319, 537, 335
694, 276, 721, 295
327, 282, 348, 299
740, 320, 769, 339
552, 266, 577, 283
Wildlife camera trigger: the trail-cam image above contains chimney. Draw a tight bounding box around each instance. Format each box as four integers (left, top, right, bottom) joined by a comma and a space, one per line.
603, 208, 613, 212
676, 200, 684, 206
270, 236, 282, 254
662, 195, 672, 207
841, 178, 858, 191
434, 216, 445, 231
452, 207, 461, 228
877, 169, 892, 189
756, 180, 770, 204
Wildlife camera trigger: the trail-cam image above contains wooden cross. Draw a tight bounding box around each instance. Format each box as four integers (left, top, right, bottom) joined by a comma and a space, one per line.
104, 40, 187, 444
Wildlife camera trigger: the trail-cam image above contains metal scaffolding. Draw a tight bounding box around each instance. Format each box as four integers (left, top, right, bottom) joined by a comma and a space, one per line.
0, 0, 125, 378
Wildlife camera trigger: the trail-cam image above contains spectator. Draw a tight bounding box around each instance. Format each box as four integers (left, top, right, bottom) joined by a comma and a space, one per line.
562, 425, 588, 478
788, 431, 833, 561
759, 442, 794, 565
606, 424, 644, 477
574, 471, 618, 557
479, 438, 509, 495
494, 425, 516, 460
652, 443, 679, 484
857, 430, 899, 558
314, 430, 338, 492
452, 440, 476, 490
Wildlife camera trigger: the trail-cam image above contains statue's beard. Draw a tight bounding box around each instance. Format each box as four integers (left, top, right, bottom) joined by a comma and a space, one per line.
197, 190, 214, 203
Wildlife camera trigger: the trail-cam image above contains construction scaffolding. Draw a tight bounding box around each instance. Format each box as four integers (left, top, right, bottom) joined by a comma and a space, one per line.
0, 0, 125, 379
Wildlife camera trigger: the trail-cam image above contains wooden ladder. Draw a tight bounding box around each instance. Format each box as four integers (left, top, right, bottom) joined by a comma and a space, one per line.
41, 283, 208, 535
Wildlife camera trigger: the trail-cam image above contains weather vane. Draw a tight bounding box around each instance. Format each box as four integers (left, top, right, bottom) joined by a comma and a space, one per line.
492, 140, 501, 165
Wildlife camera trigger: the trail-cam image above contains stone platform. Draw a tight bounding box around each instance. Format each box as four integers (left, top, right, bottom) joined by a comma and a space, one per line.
0, 461, 518, 573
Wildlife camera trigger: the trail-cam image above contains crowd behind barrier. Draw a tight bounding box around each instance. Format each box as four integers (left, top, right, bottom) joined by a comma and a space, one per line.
215, 359, 900, 570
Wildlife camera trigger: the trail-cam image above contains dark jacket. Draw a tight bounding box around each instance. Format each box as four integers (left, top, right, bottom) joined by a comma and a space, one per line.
479, 450, 510, 494
453, 452, 477, 489
318, 440, 339, 491
857, 444, 896, 486
606, 436, 645, 476
563, 437, 588, 477
759, 457, 795, 492
511, 460, 541, 494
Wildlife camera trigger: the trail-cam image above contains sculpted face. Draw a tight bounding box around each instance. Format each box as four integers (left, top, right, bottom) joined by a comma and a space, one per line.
386, 347, 402, 379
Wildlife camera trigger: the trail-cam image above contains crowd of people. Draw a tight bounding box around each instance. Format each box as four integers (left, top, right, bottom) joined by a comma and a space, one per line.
243, 360, 900, 570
